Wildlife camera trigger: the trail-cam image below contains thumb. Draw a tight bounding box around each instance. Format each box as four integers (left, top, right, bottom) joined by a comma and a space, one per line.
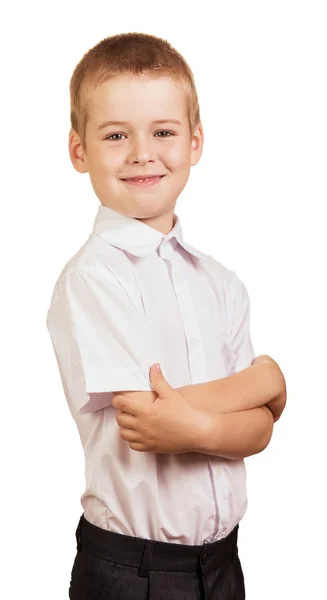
149, 363, 174, 399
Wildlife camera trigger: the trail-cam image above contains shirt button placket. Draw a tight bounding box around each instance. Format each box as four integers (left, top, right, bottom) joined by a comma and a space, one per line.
168, 249, 209, 382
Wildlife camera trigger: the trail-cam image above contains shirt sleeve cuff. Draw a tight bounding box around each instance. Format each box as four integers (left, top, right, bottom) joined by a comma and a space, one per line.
74, 367, 153, 415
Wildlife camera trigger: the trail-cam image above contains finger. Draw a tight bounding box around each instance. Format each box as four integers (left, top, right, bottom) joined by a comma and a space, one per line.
119, 428, 143, 442
116, 411, 138, 428
112, 394, 137, 414
112, 394, 126, 409
129, 441, 149, 452
113, 394, 146, 415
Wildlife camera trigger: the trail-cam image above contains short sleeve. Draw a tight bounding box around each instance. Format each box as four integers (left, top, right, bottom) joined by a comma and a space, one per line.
227, 273, 256, 375
46, 269, 155, 415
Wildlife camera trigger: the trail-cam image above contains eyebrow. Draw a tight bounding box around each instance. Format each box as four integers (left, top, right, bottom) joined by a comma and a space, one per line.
97, 119, 182, 131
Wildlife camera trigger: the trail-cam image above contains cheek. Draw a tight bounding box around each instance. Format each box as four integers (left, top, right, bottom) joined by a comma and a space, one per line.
88, 144, 121, 173
166, 147, 190, 170
164, 138, 192, 167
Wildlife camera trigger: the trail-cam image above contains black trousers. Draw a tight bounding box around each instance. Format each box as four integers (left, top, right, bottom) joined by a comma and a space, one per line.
69, 513, 246, 599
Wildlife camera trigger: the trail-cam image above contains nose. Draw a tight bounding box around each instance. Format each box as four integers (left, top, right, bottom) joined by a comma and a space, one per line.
128, 134, 156, 165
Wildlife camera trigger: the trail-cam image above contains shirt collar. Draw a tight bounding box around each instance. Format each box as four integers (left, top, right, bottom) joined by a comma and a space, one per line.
91, 205, 215, 263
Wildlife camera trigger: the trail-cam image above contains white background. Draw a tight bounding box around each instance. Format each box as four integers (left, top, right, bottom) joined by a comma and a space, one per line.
1, 1, 326, 598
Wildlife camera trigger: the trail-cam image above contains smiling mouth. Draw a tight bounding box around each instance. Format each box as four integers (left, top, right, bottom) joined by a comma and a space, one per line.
121, 175, 165, 186
122, 175, 165, 181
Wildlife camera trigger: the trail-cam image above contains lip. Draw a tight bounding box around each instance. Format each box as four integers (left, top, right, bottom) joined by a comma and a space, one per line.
121, 175, 165, 180
121, 175, 166, 188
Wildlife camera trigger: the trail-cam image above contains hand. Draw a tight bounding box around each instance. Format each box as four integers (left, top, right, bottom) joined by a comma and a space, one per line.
112, 364, 212, 454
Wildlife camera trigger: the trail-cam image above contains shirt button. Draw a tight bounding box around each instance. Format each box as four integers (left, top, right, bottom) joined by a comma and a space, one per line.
191, 338, 199, 348
202, 551, 209, 564
215, 466, 222, 478
175, 272, 183, 282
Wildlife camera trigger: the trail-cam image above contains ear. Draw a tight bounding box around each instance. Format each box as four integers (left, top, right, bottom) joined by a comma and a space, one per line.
68, 128, 88, 173
190, 121, 204, 167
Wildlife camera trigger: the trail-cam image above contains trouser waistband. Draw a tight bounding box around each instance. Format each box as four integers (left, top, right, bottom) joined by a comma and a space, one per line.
75, 514, 239, 577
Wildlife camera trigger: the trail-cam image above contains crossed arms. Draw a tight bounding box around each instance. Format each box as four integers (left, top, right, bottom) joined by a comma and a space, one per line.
112, 355, 287, 459
180, 355, 286, 458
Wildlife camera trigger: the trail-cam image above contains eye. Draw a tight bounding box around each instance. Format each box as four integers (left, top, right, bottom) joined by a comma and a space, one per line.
154, 131, 174, 137
104, 131, 174, 141
105, 133, 125, 141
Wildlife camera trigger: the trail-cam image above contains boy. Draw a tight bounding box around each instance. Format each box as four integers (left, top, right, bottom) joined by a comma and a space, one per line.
46, 32, 286, 599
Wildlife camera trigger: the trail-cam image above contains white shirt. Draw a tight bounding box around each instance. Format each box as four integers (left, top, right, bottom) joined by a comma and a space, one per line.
46, 204, 256, 544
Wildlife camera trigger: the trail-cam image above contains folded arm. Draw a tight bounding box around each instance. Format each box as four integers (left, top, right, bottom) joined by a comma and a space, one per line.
113, 355, 286, 459
177, 355, 286, 458
177, 355, 287, 423
197, 404, 274, 459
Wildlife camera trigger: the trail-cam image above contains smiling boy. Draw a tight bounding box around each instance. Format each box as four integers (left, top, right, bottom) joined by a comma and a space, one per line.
70, 71, 199, 231
46, 32, 286, 600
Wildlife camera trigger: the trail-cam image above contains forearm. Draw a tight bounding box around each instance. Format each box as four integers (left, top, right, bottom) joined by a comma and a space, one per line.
178, 359, 286, 422
196, 405, 274, 459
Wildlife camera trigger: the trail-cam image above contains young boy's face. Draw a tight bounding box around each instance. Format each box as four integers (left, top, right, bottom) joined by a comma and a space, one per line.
69, 73, 203, 233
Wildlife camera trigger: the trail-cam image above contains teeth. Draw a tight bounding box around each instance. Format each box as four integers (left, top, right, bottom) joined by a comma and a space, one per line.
131, 177, 157, 181
127, 176, 162, 181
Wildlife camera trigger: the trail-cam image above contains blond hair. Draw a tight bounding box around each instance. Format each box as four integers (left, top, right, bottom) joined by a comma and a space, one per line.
69, 32, 201, 147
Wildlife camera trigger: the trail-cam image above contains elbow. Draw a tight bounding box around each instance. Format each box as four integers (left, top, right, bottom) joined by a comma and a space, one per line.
260, 405, 274, 451
261, 426, 274, 451
233, 408, 274, 460
267, 367, 288, 422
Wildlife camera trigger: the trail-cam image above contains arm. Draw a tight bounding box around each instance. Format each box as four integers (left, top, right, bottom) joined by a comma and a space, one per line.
197, 404, 274, 459
46, 270, 157, 415
113, 365, 274, 458
177, 355, 287, 423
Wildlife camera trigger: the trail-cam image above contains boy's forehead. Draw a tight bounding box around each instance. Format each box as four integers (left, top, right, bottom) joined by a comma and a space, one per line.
99, 71, 178, 88
88, 74, 188, 126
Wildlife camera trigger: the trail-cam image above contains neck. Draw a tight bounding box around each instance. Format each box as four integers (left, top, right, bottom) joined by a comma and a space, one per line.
136, 211, 176, 235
